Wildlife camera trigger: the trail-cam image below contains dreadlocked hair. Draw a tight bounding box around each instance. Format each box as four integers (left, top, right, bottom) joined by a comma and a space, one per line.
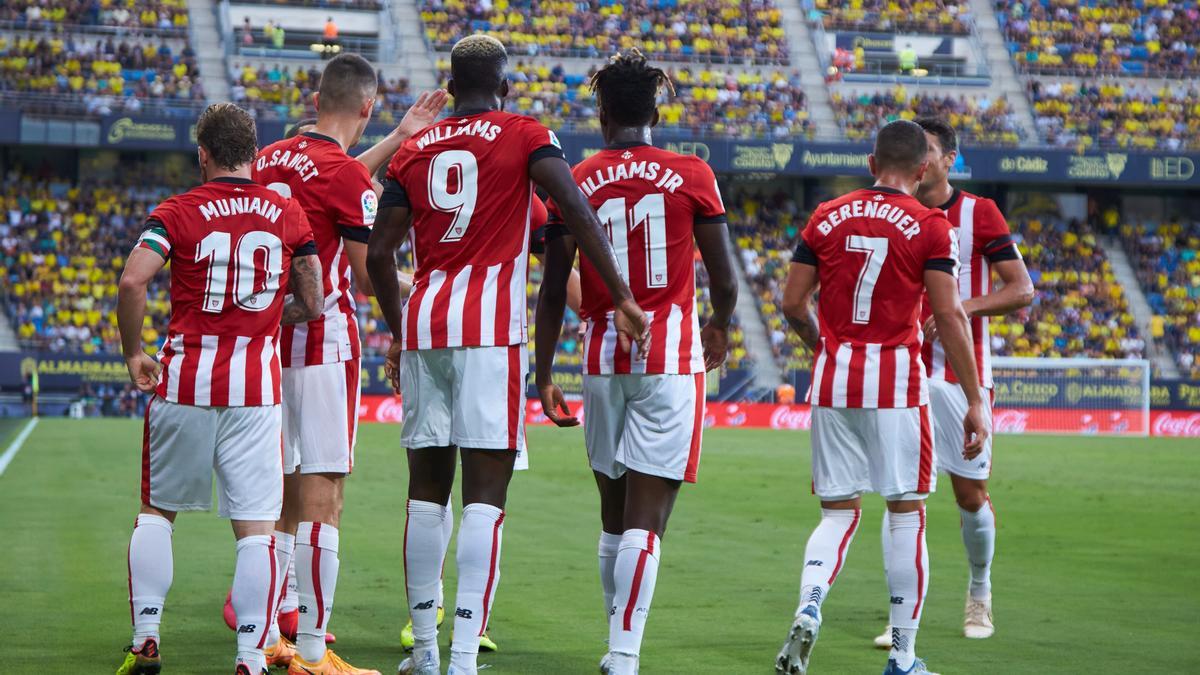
589, 49, 674, 127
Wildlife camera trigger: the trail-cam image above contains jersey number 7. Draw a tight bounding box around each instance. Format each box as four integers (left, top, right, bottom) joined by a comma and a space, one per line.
845, 235, 889, 325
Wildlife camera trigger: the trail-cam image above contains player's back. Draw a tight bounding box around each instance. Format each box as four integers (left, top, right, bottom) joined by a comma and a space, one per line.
148, 178, 312, 406
562, 143, 725, 375
384, 109, 564, 350
796, 186, 957, 407
254, 131, 375, 366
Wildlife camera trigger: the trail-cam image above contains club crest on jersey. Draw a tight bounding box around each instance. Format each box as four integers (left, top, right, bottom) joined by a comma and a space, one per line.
361, 189, 378, 225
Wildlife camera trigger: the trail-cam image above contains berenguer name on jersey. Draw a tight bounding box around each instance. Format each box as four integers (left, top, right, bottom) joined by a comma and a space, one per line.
816, 198, 923, 240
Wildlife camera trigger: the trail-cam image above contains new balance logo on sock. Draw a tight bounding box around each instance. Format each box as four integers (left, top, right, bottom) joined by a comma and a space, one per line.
890, 596, 905, 605
413, 600, 435, 610
805, 560, 823, 567
237, 624, 257, 634
139, 607, 159, 615
609, 606, 617, 617
455, 608, 473, 619
298, 605, 307, 613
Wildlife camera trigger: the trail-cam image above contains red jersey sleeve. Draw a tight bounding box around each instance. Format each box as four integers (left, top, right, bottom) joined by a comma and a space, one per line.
516, 117, 566, 166
379, 144, 413, 210
921, 210, 959, 276
686, 157, 725, 223
791, 205, 825, 266
974, 198, 1020, 262
137, 195, 183, 258
285, 200, 318, 256
328, 161, 377, 243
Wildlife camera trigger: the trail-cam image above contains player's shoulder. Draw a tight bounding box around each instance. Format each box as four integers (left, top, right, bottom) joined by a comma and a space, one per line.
256, 134, 294, 159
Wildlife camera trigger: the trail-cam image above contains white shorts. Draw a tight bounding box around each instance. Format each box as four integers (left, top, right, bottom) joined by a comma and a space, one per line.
282, 359, 360, 475
929, 380, 993, 480
810, 405, 936, 500
583, 372, 706, 483
400, 345, 527, 456
141, 396, 283, 521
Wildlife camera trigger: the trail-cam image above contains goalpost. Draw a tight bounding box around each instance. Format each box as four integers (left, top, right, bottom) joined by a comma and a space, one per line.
990, 357, 1152, 437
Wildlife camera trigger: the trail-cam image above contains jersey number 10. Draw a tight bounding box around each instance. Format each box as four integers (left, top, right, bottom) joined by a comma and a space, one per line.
197, 231, 284, 314
597, 193, 669, 289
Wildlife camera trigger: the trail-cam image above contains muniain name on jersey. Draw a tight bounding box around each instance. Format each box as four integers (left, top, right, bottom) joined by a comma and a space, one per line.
816, 198, 923, 240
199, 196, 283, 223
579, 161, 686, 197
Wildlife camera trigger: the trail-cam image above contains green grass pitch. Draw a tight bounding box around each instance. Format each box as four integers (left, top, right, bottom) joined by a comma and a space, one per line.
1, 419, 1197, 673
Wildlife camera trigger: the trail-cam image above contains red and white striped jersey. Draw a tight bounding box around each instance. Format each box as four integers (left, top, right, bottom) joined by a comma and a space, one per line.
919, 190, 1021, 389
381, 109, 565, 350
793, 187, 958, 408
547, 143, 725, 375
135, 178, 315, 406
253, 132, 376, 367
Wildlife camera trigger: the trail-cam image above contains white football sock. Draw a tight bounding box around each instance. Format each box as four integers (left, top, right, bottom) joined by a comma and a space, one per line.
450, 503, 505, 671
439, 497, 454, 609
598, 530, 621, 621
608, 529, 661, 658
880, 509, 891, 578
294, 522, 339, 663
960, 500, 996, 600
231, 534, 277, 672
266, 531, 295, 644
128, 514, 174, 648
797, 508, 860, 615
886, 508, 928, 670
406, 499, 447, 649
278, 554, 298, 614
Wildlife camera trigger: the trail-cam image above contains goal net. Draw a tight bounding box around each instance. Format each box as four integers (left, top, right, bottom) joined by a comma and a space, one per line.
990, 357, 1151, 437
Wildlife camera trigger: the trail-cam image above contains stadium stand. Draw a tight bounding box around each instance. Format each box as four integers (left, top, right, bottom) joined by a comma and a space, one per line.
831, 85, 1025, 144
230, 61, 416, 122
1120, 219, 1200, 378
995, 0, 1200, 77
0, 33, 202, 116
0, 0, 190, 31
1027, 79, 1200, 150
812, 0, 973, 35
441, 60, 813, 139
418, 0, 789, 64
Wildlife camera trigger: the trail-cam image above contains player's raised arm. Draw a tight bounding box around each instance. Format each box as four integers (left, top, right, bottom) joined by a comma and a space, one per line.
530, 157, 649, 353
925, 259, 990, 458
695, 218, 738, 371
534, 228, 581, 426
355, 89, 448, 181
117, 241, 167, 392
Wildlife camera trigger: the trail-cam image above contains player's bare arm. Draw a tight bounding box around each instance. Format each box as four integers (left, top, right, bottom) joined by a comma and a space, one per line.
529, 156, 649, 354
694, 219, 739, 371
534, 231, 581, 426
926, 257, 1033, 341
926, 268, 990, 458
354, 89, 449, 179
116, 246, 167, 392
365, 203, 413, 392
282, 253, 324, 325
781, 262, 821, 352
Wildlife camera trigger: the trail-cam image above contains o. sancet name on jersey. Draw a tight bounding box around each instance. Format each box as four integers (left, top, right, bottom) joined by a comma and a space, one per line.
815, 196, 923, 240
198, 196, 283, 223
579, 160, 688, 196
416, 118, 503, 149
255, 148, 320, 182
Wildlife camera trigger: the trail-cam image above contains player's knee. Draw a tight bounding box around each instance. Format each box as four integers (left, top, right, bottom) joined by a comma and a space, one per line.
951, 477, 988, 512
139, 504, 177, 523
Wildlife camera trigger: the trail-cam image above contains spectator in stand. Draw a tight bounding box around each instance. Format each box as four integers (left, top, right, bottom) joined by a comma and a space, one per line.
322, 16, 339, 59
241, 16, 254, 47
1120, 219, 1200, 377
832, 86, 1024, 145
814, 0, 971, 35
271, 23, 286, 53
0, 0, 189, 31
899, 42, 918, 74
1028, 79, 1200, 151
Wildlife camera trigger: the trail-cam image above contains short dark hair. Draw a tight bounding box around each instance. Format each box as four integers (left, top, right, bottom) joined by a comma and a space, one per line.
590, 49, 673, 127
873, 119, 928, 172
196, 103, 258, 171
915, 116, 958, 155
450, 35, 507, 95
285, 117, 318, 138
317, 53, 378, 114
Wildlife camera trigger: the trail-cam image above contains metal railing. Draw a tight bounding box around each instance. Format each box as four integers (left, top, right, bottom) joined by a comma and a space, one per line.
0, 19, 187, 39
426, 41, 792, 68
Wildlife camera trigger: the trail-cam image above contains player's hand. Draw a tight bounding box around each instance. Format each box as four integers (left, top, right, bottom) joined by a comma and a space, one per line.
396, 89, 449, 139
922, 315, 939, 343
538, 382, 579, 427
125, 352, 162, 393
613, 298, 650, 359
384, 339, 404, 395
962, 402, 989, 460
701, 322, 729, 371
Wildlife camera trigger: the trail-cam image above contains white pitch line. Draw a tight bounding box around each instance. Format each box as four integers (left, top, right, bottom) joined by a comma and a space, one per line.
0, 417, 39, 476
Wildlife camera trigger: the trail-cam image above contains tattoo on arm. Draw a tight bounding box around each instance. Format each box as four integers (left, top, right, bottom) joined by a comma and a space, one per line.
283, 254, 322, 325
787, 306, 820, 352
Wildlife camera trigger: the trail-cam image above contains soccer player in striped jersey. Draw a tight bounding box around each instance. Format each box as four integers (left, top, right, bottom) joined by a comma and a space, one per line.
776, 120, 990, 675
870, 118, 1033, 647
115, 103, 324, 675
533, 50, 738, 675
367, 35, 647, 675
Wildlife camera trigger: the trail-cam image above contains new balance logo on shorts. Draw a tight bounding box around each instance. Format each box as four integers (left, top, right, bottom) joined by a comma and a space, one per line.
413, 599, 435, 610
455, 608, 473, 619
139, 607, 159, 616
237, 624, 257, 634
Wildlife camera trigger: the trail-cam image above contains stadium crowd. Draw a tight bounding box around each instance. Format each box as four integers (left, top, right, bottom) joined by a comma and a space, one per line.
419, 0, 789, 64
811, 0, 973, 35
831, 86, 1025, 146
444, 60, 813, 139
0, 34, 202, 114
1120, 219, 1200, 378
1027, 79, 1200, 151
230, 62, 416, 123
0, 0, 189, 31
996, 0, 1200, 76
